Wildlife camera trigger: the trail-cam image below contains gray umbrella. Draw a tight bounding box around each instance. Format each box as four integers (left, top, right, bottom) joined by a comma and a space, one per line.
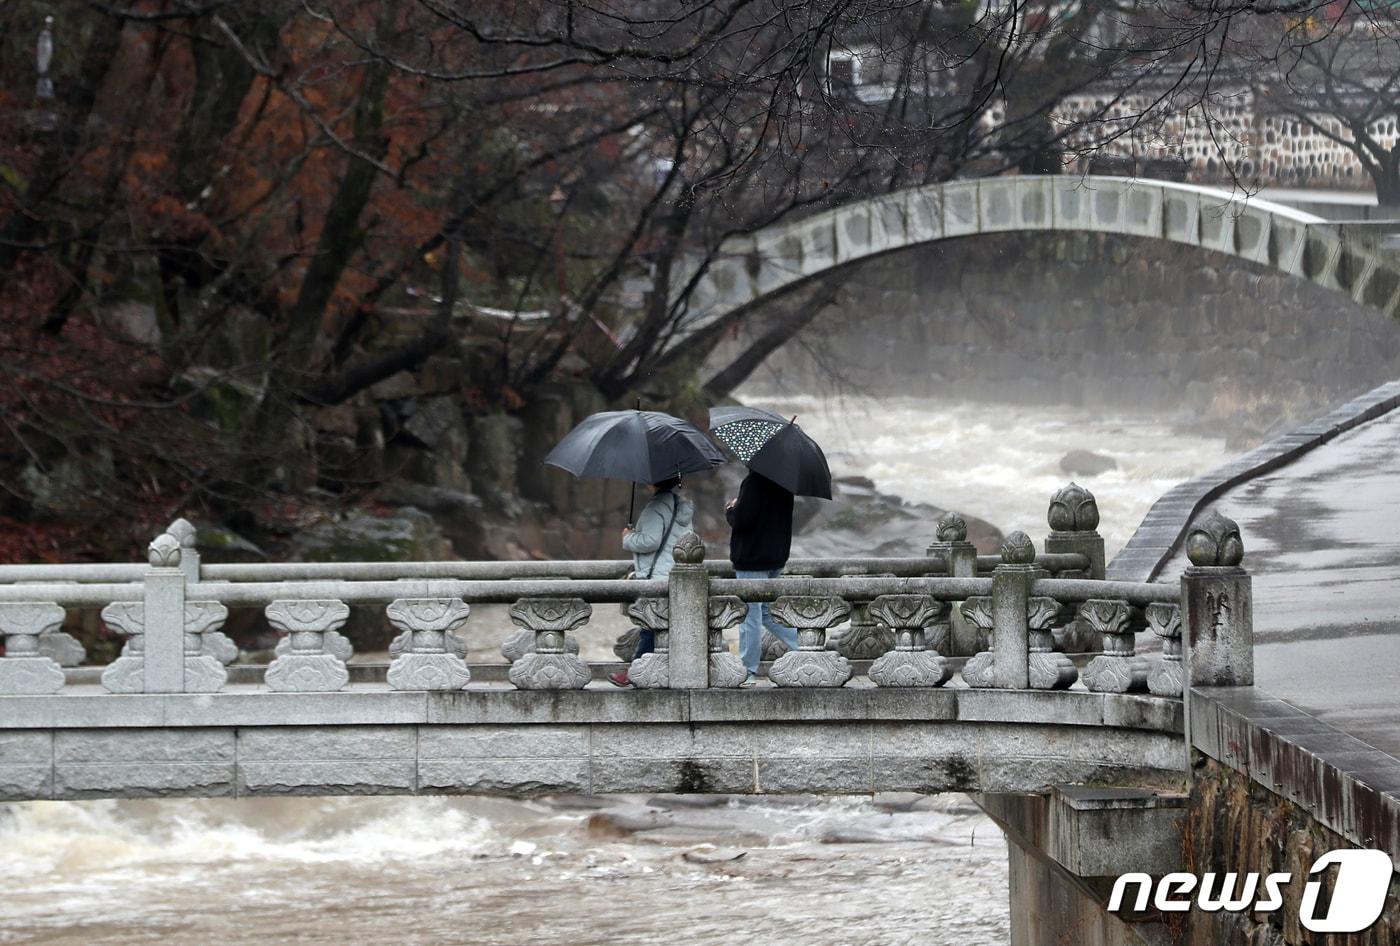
544, 409, 726, 486
709, 406, 833, 499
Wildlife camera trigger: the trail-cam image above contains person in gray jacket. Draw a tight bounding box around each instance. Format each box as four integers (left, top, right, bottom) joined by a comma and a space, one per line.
609, 476, 692, 687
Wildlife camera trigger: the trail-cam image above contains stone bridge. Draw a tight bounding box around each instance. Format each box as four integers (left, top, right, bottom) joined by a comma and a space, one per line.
0, 486, 1241, 804
672, 175, 1400, 345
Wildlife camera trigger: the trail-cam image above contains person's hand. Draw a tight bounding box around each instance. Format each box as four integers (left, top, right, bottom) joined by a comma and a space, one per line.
725, 498, 737, 511
622, 526, 633, 538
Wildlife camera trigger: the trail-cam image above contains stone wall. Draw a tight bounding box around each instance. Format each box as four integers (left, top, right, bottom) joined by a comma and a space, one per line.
1186, 756, 1400, 945
742, 231, 1400, 442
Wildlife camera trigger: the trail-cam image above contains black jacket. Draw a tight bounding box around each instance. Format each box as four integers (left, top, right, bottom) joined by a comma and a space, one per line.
726, 471, 794, 571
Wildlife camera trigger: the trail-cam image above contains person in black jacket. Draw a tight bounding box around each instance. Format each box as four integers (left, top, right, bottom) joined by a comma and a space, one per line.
726, 471, 800, 685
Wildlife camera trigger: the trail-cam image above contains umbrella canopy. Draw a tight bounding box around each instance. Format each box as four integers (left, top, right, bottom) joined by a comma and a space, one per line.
544, 409, 726, 485
709, 406, 833, 499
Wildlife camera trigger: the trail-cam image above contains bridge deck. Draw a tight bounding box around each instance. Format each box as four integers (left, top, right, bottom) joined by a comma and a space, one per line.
1160, 406, 1400, 756
1154, 404, 1400, 863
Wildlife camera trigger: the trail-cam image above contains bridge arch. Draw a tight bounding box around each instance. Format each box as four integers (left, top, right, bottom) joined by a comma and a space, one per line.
678, 176, 1400, 341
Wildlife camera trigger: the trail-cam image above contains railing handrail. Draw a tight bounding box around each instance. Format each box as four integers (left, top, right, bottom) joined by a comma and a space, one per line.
0, 551, 1093, 585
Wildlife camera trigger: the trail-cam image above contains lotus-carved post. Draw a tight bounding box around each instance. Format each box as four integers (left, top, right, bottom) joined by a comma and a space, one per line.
626, 597, 670, 689
1027, 596, 1077, 689
1044, 484, 1104, 652
142, 531, 187, 692
1079, 599, 1148, 693
1180, 511, 1253, 687
989, 531, 1036, 688
1044, 483, 1105, 578
666, 533, 710, 688
768, 596, 852, 687
0, 603, 67, 694
165, 518, 238, 666
927, 512, 981, 656
867, 595, 952, 687
386, 598, 471, 690
507, 598, 592, 689
707, 596, 749, 688
1146, 603, 1184, 697
264, 600, 352, 692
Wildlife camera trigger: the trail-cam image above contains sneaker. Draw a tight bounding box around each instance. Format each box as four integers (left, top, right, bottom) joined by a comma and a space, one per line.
607, 670, 632, 688
739, 673, 758, 688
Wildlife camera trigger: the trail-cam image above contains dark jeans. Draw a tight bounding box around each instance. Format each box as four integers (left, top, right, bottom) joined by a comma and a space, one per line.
631, 628, 656, 660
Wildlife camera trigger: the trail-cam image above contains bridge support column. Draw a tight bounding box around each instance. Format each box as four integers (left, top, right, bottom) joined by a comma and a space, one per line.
1179, 511, 1253, 687
667, 533, 710, 689
976, 787, 1187, 946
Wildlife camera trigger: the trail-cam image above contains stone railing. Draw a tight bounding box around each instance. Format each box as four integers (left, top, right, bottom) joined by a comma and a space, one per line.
0, 484, 1252, 700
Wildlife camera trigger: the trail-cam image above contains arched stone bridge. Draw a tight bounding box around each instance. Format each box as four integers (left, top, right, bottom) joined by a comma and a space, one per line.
0, 488, 1250, 803
672, 175, 1400, 342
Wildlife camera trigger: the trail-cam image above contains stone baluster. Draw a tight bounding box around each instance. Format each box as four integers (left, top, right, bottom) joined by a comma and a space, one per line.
1146, 602, 1184, 697
835, 571, 896, 659
666, 533, 710, 689
768, 596, 852, 687
1180, 511, 1252, 687
167, 517, 239, 666
100, 602, 146, 692
385, 598, 471, 690
14, 580, 85, 668
0, 602, 67, 694
264, 600, 352, 692
707, 596, 749, 688
867, 594, 952, 687
1080, 599, 1148, 693
99, 597, 230, 694
1043, 483, 1104, 652
503, 576, 580, 662
1027, 596, 1078, 689
506, 598, 592, 690
967, 531, 1038, 688
625, 597, 670, 689
959, 596, 995, 687
928, 512, 980, 655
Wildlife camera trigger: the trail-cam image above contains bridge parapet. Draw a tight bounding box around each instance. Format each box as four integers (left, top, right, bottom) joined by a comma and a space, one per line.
0, 489, 1261, 801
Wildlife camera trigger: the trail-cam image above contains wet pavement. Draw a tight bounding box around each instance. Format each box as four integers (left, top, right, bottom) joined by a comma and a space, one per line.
1159, 409, 1400, 757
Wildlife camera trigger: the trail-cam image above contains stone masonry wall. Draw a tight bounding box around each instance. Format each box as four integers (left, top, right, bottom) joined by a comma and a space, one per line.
744, 231, 1400, 442
1186, 756, 1400, 945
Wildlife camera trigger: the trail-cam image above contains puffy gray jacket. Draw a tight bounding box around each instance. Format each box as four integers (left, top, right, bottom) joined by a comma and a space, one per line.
622, 490, 694, 579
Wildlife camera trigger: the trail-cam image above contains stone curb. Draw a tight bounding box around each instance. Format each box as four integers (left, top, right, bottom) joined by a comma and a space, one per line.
1108, 378, 1400, 582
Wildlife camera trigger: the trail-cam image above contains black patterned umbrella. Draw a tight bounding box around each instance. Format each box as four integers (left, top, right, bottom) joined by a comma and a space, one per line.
708, 406, 833, 499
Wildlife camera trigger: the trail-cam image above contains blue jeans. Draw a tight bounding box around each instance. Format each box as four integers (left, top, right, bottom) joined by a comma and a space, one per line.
631, 628, 655, 660
736, 568, 799, 673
